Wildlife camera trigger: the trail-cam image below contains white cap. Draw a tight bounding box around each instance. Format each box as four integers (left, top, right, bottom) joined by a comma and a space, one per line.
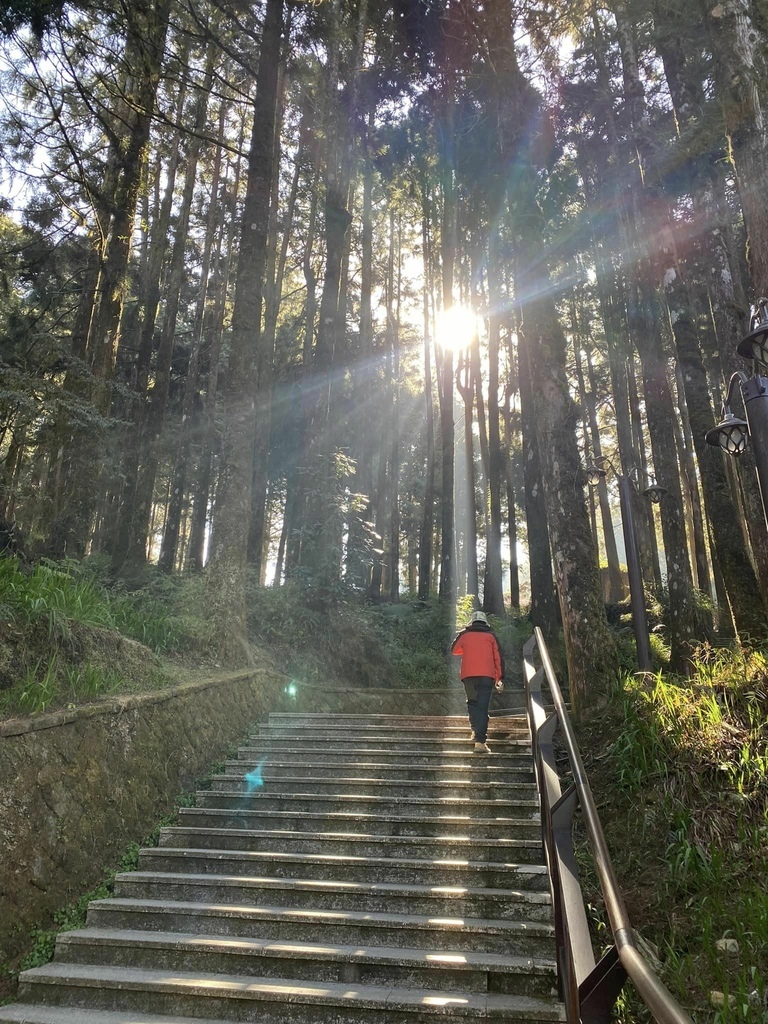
470, 611, 488, 625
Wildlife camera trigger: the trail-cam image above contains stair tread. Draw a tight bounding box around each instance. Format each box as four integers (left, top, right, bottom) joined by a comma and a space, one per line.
212, 775, 533, 788
0, 1007, 231, 1024
178, 807, 541, 826
91, 898, 556, 933
116, 871, 552, 900
256, 723, 528, 731
61, 928, 558, 972
20, 963, 565, 1016
144, 847, 547, 872
239, 744, 532, 752
198, 790, 538, 806
161, 826, 542, 847
226, 759, 531, 769
266, 713, 527, 718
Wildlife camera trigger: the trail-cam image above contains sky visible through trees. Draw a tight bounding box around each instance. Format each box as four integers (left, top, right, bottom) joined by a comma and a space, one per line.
1, 0, 768, 697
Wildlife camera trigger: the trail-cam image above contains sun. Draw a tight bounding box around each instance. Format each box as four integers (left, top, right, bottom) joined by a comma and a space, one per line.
436, 305, 478, 352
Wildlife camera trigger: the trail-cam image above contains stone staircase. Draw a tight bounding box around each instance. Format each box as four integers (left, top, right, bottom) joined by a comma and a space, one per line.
0, 712, 566, 1024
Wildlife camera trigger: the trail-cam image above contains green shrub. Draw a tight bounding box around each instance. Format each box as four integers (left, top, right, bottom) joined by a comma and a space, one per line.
0, 558, 114, 632
0, 556, 208, 656
580, 643, 768, 1020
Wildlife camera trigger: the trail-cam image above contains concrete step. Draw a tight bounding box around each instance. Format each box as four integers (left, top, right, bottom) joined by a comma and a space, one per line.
207, 774, 536, 797
266, 714, 528, 726
55, 928, 558, 997
177, 804, 541, 838
158, 825, 544, 863
235, 744, 531, 764
225, 757, 534, 778
254, 729, 531, 744
15, 963, 565, 1022
0, 1008, 230, 1024
87, 899, 557, 954
250, 731, 529, 749
113, 871, 553, 919
260, 716, 529, 728
193, 789, 539, 817
137, 848, 550, 889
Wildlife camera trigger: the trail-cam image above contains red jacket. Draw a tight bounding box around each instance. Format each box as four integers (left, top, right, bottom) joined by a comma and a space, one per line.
451, 625, 502, 681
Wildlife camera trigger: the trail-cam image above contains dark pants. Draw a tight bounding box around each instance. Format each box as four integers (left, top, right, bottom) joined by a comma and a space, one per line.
462, 676, 494, 743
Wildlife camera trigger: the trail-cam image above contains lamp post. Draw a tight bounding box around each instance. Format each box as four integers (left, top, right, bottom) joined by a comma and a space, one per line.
586, 456, 662, 672
705, 298, 768, 530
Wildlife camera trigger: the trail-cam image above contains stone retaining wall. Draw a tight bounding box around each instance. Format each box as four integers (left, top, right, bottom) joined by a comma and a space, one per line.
0, 668, 292, 965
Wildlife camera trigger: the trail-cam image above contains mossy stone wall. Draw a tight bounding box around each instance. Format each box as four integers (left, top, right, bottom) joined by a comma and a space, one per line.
0, 668, 291, 965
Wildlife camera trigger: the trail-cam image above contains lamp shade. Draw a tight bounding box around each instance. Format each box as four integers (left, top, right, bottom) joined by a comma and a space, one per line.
705, 413, 749, 455
642, 482, 667, 504
737, 319, 768, 367
586, 465, 606, 486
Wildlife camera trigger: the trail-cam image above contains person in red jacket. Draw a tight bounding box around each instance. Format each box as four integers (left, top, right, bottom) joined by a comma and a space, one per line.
451, 611, 504, 753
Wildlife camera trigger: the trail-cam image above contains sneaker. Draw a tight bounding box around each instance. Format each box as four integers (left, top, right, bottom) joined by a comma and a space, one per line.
473, 742, 491, 754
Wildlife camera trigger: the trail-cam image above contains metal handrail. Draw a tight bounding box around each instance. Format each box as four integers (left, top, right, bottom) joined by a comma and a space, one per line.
524, 627, 693, 1024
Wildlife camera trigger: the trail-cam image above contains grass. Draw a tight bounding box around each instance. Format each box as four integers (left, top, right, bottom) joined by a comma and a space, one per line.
0, 557, 217, 718
0, 556, 208, 655
0, 657, 130, 716
576, 640, 768, 1022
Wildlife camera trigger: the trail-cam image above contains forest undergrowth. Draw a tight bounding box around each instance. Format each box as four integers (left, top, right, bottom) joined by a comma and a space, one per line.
0, 556, 213, 717
0, 555, 501, 718
577, 645, 768, 1024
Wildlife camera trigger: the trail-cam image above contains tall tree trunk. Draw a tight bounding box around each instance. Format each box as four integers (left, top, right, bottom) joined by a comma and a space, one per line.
483, 233, 506, 615
298, 0, 368, 588
389, 211, 401, 602
703, 0, 768, 296
502, 340, 521, 610
187, 138, 244, 571
127, 58, 214, 570
110, 97, 187, 572
437, 85, 456, 604
614, 3, 698, 669
519, 220, 619, 704
572, 314, 624, 603
456, 355, 478, 598
673, 362, 712, 597
345, 110, 375, 590
518, 328, 558, 634
160, 81, 225, 574
49, 0, 171, 558
666, 288, 767, 638
247, 26, 291, 577
418, 197, 436, 601
206, 0, 285, 663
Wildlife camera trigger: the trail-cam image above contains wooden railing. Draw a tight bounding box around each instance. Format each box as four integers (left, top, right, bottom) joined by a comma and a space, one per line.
523, 628, 693, 1024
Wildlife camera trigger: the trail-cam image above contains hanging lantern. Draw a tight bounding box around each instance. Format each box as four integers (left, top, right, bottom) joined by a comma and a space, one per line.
642, 482, 667, 504
705, 412, 749, 456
